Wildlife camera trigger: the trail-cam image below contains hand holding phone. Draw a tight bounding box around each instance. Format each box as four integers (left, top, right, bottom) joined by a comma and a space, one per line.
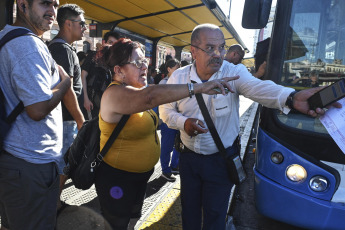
308, 78, 345, 110
213, 87, 230, 94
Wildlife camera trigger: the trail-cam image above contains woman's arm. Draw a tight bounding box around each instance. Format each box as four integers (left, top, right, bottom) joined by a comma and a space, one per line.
100, 76, 239, 123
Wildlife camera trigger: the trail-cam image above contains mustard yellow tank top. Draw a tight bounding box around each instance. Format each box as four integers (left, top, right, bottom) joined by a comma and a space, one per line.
99, 83, 160, 173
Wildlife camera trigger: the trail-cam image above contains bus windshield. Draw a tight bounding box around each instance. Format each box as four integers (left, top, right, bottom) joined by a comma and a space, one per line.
277, 0, 345, 134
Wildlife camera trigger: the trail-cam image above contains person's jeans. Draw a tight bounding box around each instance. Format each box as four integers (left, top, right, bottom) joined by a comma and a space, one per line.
159, 123, 180, 174
179, 146, 236, 230
58, 121, 78, 175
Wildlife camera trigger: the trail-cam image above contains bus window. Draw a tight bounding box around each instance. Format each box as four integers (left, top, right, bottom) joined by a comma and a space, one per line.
277, 0, 345, 134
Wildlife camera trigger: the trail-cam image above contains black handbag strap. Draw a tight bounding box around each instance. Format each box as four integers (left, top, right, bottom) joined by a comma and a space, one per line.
195, 93, 227, 156
0, 28, 32, 123
5, 100, 24, 123
95, 114, 130, 163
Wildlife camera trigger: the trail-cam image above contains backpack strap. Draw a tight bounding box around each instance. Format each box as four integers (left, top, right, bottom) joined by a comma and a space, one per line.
48, 38, 77, 52
0, 28, 32, 123
92, 115, 131, 167
47, 38, 66, 47
0, 28, 32, 49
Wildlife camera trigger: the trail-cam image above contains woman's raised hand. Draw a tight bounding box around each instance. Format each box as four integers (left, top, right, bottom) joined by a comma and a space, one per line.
195, 76, 240, 95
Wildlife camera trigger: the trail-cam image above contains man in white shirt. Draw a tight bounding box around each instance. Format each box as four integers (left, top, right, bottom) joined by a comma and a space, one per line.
159, 23, 338, 229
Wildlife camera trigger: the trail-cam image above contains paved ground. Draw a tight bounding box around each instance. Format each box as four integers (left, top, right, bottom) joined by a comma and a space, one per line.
1, 96, 256, 230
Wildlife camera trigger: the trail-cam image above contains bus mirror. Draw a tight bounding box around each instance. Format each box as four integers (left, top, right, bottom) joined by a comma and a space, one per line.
242, 0, 272, 29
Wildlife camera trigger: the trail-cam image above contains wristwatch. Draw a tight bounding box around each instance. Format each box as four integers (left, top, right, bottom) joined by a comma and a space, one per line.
285, 91, 298, 110
187, 83, 194, 98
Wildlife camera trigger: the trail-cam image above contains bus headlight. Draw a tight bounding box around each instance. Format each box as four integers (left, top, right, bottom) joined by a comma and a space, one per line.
286, 164, 307, 182
309, 176, 328, 192
271, 152, 284, 164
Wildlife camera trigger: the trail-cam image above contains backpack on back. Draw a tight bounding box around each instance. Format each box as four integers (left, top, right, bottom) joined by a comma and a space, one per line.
64, 115, 130, 190
64, 116, 100, 188
0, 28, 31, 148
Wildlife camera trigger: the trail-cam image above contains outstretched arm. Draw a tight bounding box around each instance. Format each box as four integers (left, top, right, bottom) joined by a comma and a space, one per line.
101, 76, 240, 124
253, 61, 266, 78
292, 87, 342, 117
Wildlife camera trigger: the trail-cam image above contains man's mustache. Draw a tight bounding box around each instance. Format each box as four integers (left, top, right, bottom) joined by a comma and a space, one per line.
209, 58, 222, 65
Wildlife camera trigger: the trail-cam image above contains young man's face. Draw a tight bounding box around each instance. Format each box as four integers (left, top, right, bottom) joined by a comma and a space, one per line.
105, 36, 118, 46
27, 0, 59, 35
69, 14, 86, 41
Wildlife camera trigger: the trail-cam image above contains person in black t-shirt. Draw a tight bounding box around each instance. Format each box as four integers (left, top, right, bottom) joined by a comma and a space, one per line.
48, 3, 86, 211
81, 31, 121, 119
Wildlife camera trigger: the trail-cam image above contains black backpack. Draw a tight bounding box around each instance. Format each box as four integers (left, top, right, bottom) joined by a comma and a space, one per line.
0, 29, 32, 148
64, 115, 130, 190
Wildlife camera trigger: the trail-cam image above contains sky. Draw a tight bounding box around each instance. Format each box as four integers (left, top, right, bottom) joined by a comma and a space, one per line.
217, 0, 256, 57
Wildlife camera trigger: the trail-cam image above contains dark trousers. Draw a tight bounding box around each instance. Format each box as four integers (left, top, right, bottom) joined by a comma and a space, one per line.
179, 147, 236, 230
95, 162, 153, 230
0, 151, 59, 230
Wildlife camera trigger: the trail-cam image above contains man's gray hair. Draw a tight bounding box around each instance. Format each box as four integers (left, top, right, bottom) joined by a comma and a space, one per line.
191, 23, 221, 45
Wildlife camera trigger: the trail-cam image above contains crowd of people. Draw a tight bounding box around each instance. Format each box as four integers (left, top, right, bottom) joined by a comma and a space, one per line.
0, 1, 339, 230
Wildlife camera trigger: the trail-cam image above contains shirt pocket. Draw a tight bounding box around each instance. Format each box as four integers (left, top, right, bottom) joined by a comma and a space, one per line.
211, 94, 231, 118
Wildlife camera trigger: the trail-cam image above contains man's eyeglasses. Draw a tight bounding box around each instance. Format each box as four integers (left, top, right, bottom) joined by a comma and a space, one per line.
69, 19, 86, 28
191, 44, 228, 56
124, 58, 149, 69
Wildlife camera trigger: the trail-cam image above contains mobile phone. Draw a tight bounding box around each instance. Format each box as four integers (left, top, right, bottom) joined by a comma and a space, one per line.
308, 78, 345, 110
213, 87, 230, 93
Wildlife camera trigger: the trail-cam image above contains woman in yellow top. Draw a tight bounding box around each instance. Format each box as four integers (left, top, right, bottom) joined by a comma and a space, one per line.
95, 38, 238, 230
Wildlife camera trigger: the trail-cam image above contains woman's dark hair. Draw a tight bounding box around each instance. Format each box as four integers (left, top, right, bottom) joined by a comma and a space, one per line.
166, 58, 180, 72
181, 60, 189, 67
96, 38, 144, 75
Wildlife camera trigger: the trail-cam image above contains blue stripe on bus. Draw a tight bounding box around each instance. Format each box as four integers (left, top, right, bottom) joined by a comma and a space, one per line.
332, 86, 337, 98
340, 81, 345, 93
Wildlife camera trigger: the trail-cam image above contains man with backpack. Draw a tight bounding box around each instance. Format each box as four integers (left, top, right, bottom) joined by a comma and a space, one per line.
81, 31, 121, 119
48, 3, 86, 211
0, 0, 73, 229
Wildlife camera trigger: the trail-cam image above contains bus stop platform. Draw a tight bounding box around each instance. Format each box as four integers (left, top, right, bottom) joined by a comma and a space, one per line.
0, 97, 257, 230
55, 98, 258, 230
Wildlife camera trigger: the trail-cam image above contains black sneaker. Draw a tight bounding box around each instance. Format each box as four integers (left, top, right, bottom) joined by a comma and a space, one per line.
171, 167, 179, 175
161, 172, 176, 182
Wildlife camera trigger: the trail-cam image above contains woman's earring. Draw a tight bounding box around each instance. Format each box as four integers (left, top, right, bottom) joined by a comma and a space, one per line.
121, 74, 126, 85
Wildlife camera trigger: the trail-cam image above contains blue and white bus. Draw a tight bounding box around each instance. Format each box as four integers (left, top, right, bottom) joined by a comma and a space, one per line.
242, 0, 345, 229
